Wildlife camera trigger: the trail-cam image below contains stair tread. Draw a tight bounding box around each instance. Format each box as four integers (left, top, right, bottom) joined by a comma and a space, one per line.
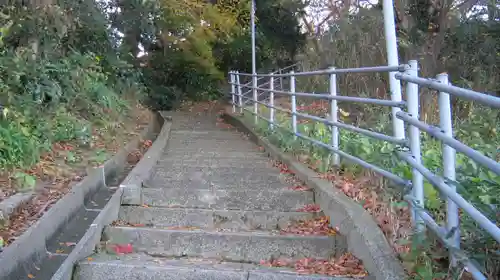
106, 225, 334, 239
141, 187, 313, 211
103, 226, 340, 263
118, 206, 315, 231
77, 253, 360, 279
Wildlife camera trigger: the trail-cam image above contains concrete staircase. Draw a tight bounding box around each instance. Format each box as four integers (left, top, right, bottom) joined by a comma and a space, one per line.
73, 110, 368, 279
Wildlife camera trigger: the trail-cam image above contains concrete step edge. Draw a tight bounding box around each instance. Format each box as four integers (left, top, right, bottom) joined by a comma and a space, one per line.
118, 206, 316, 231
76, 253, 365, 280
103, 226, 341, 263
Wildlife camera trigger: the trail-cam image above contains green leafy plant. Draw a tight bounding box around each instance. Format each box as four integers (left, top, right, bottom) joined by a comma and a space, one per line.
13, 171, 36, 191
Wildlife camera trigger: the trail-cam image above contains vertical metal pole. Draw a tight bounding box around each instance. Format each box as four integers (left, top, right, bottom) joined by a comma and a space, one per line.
437, 73, 459, 265
329, 67, 340, 166
236, 72, 243, 114
382, 0, 405, 140
279, 69, 283, 90
407, 60, 424, 232
251, 0, 257, 124
253, 74, 258, 124
230, 71, 236, 113
290, 70, 297, 137
269, 73, 275, 130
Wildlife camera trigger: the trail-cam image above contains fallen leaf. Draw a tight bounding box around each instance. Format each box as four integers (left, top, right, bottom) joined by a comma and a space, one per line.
288, 185, 310, 191
297, 204, 321, 213
112, 243, 134, 254
27, 274, 34, 279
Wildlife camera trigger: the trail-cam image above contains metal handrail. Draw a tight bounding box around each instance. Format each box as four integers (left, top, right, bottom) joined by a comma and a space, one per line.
228, 60, 500, 280
233, 64, 297, 106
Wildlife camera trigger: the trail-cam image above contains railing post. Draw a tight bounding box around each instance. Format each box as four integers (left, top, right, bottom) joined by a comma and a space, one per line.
383, 0, 405, 141
269, 73, 275, 130
236, 72, 243, 114
437, 73, 459, 265
406, 60, 424, 232
253, 73, 258, 125
329, 67, 340, 166
290, 70, 297, 138
230, 71, 236, 113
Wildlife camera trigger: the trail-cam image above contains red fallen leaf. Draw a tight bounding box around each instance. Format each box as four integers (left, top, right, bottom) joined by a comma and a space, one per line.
112, 244, 133, 254
297, 204, 321, 212
142, 140, 153, 148
288, 185, 310, 191
276, 163, 293, 174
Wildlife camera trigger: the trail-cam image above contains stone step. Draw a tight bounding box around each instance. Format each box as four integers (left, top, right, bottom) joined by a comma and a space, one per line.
75, 253, 359, 280
165, 145, 260, 153
171, 123, 228, 130
142, 188, 313, 212
149, 166, 286, 184
156, 158, 272, 169
170, 130, 248, 140
119, 206, 315, 231
103, 227, 341, 263
151, 165, 281, 178
166, 141, 257, 151
143, 178, 293, 191
168, 133, 249, 141
159, 151, 267, 160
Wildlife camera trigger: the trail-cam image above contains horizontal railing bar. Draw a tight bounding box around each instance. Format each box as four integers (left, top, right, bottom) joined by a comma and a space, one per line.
236, 94, 407, 145
398, 152, 500, 243
395, 73, 500, 108
258, 81, 271, 87
253, 86, 406, 107
274, 63, 298, 72
230, 80, 286, 90
240, 89, 252, 95
235, 65, 406, 78
239, 95, 290, 114
397, 112, 500, 175
407, 199, 487, 280
238, 103, 409, 186
234, 63, 297, 83
294, 111, 407, 145
297, 133, 409, 186
241, 107, 291, 132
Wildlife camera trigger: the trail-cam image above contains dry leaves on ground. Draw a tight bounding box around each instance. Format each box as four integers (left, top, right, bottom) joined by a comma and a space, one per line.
273, 161, 294, 175
333, 177, 412, 255
297, 204, 321, 213
260, 253, 367, 277
281, 216, 336, 236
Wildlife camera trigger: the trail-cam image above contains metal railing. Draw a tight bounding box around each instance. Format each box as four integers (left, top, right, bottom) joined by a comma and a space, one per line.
228, 61, 500, 280
231, 64, 297, 106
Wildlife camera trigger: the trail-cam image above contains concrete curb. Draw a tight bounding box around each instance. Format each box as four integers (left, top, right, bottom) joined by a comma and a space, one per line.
223, 110, 406, 280
50, 113, 172, 280
120, 120, 172, 205
0, 192, 34, 225
0, 111, 165, 279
